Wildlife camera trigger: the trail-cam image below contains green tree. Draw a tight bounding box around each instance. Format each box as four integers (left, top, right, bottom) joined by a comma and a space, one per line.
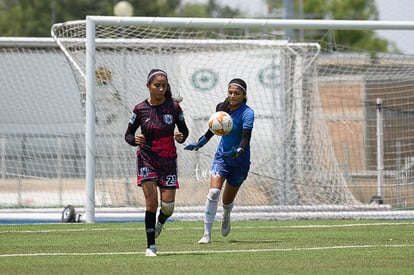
0, 0, 242, 36
179, 0, 242, 18
179, 3, 210, 17
127, 0, 180, 17
0, 0, 182, 36
0, 0, 114, 36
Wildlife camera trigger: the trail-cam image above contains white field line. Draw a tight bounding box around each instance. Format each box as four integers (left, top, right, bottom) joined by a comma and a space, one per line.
1, 244, 414, 258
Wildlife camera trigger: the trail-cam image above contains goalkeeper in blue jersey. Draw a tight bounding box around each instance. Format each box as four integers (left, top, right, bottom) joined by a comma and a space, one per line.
184, 78, 254, 244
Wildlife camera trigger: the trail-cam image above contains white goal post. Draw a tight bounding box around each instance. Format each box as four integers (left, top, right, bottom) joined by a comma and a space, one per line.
10, 17, 409, 223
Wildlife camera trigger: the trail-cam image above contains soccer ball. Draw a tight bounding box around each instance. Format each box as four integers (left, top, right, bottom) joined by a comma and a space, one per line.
208, 111, 233, 136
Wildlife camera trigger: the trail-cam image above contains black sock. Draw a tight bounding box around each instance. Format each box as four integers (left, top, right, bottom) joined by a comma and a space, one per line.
157, 210, 171, 225
145, 211, 156, 248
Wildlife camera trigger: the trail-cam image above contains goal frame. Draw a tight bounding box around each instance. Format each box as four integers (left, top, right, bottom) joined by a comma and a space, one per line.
81, 16, 414, 223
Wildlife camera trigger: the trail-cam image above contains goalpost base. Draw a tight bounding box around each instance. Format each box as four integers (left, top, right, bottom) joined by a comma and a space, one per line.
369, 196, 384, 205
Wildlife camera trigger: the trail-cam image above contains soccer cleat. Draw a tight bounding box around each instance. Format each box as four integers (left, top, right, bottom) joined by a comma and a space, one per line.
221, 214, 231, 237
197, 234, 211, 244
145, 245, 157, 257
155, 222, 164, 239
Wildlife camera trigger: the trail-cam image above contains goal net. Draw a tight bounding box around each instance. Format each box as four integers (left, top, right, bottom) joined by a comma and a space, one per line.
2, 17, 414, 222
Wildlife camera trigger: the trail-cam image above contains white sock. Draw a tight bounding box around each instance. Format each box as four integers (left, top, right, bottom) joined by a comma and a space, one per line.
203, 188, 221, 236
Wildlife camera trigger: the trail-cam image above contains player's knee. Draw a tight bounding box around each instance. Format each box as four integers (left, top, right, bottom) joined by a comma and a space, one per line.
160, 201, 175, 216
207, 188, 221, 201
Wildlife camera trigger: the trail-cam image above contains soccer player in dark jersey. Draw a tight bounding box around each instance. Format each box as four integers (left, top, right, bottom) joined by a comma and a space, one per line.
125, 69, 189, 256
184, 78, 254, 244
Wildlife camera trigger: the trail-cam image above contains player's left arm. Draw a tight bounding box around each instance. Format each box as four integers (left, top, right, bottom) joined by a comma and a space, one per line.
174, 103, 189, 144
175, 119, 189, 144
222, 128, 251, 158
238, 129, 252, 151
239, 108, 254, 151
223, 109, 254, 158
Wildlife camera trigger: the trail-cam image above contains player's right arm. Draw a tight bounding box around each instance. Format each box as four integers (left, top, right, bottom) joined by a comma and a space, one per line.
124, 111, 140, 146
183, 129, 214, 151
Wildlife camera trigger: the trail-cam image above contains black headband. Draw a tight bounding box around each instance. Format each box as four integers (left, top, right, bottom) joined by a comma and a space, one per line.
228, 78, 247, 92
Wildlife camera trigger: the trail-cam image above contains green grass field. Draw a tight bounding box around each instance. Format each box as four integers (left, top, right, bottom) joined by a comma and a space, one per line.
1, 220, 414, 274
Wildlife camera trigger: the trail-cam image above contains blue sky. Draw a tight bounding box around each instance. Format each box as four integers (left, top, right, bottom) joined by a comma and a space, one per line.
375, 0, 414, 54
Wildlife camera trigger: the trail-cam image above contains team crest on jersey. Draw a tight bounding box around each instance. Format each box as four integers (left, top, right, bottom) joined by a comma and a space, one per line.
164, 114, 173, 125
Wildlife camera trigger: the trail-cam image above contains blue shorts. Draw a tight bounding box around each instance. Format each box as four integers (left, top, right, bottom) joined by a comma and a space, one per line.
211, 158, 249, 187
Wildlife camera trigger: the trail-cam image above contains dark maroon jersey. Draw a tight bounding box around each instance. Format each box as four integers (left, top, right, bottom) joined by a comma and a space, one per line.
125, 98, 189, 178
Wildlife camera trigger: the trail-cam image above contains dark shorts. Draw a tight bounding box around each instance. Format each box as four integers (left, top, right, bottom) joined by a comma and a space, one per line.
136, 153, 179, 189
